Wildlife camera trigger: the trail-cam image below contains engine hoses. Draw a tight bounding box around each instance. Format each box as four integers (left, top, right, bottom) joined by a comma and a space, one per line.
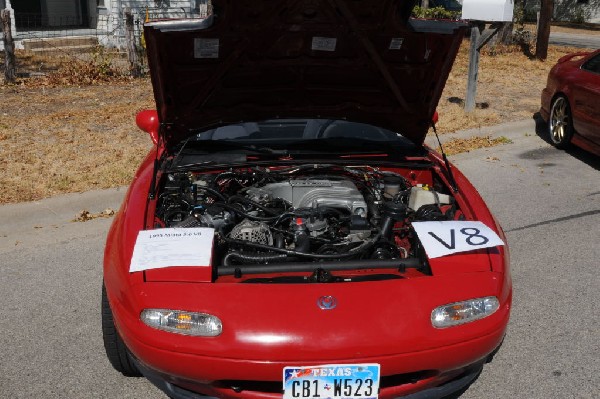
225, 233, 382, 260
223, 251, 288, 266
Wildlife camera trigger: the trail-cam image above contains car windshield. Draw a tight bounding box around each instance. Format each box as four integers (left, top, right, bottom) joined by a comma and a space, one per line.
169, 119, 425, 168
186, 119, 418, 149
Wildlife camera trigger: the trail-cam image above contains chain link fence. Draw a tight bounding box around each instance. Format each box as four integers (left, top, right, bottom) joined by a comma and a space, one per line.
1, 3, 210, 79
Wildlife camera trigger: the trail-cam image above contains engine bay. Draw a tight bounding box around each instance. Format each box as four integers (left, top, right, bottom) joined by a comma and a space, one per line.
153, 164, 463, 282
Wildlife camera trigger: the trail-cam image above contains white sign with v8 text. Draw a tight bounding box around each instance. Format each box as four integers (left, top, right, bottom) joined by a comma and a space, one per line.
412, 221, 505, 259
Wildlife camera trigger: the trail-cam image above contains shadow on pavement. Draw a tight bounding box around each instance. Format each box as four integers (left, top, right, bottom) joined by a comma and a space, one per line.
533, 112, 600, 171
441, 371, 482, 399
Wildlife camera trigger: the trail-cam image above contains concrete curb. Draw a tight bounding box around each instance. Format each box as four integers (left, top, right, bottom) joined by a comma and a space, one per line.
0, 187, 127, 253
0, 187, 126, 230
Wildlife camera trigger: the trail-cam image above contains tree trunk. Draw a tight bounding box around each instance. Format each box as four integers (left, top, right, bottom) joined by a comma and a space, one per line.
535, 0, 554, 60
1, 9, 16, 84
421, 0, 429, 9
499, 22, 514, 44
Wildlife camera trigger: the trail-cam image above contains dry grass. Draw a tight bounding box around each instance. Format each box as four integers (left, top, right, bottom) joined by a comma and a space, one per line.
0, 39, 596, 204
10, 51, 67, 74
0, 82, 154, 203
434, 42, 593, 134
441, 136, 513, 156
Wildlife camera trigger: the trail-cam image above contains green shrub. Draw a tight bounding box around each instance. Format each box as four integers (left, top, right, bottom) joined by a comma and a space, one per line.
412, 6, 461, 20
572, 7, 586, 24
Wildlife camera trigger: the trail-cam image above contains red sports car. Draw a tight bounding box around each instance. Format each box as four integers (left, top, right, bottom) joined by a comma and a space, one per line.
102, 1, 511, 399
541, 48, 600, 155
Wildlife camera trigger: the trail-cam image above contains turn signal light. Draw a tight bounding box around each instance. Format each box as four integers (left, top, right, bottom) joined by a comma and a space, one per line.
431, 297, 499, 328
141, 309, 222, 336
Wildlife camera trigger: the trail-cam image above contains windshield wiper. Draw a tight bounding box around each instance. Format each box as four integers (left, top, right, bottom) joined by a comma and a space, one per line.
181, 140, 288, 156
169, 141, 290, 170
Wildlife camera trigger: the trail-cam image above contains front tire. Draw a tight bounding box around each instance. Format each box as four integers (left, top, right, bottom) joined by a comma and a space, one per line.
548, 96, 573, 149
101, 283, 142, 377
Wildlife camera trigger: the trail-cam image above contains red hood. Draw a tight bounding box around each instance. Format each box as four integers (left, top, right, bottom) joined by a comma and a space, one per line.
143, 0, 466, 148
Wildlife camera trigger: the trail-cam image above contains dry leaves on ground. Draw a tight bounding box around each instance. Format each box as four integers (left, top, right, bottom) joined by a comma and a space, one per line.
73, 208, 116, 222
440, 136, 513, 156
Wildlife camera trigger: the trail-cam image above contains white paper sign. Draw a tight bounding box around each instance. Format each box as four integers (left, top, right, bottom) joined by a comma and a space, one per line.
129, 228, 215, 272
412, 221, 504, 259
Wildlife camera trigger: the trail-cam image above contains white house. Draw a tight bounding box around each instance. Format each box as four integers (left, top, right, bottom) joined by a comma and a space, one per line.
2, 0, 209, 48
524, 0, 600, 24
95, 1, 209, 47
8, 1, 207, 29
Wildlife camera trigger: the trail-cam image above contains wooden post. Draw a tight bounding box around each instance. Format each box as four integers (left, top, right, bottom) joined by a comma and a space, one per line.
465, 26, 481, 112
125, 8, 142, 78
1, 8, 16, 84
535, 0, 554, 61
464, 23, 503, 112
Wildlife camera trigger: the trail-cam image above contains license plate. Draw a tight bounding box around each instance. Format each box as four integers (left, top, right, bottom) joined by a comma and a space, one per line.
283, 364, 380, 399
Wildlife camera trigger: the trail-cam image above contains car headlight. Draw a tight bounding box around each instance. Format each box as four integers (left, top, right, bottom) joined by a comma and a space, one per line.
141, 309, 222, 336
431, 296, 499, 328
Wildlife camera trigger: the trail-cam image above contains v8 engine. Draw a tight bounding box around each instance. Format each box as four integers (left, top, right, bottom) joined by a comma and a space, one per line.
154, 164, 460, 280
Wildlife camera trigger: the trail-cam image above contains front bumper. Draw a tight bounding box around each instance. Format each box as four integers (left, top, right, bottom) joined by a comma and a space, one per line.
134, 355, 487, 399
107, 272, 510, 398
125, 324, 505, 399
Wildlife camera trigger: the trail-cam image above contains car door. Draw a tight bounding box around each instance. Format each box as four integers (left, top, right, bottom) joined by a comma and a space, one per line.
571, 51, 600, 145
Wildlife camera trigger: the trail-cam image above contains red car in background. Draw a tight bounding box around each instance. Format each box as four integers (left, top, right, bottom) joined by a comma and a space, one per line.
541, 48, 600, 155
102, 1, 511, 398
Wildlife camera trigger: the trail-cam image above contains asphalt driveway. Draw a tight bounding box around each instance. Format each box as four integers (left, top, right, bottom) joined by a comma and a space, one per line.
0, 118, 598, 398
550, 31, 600, 48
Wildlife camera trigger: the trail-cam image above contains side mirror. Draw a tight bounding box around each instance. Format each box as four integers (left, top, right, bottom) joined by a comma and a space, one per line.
136, 110, 159, 145
432, 111, 439, 125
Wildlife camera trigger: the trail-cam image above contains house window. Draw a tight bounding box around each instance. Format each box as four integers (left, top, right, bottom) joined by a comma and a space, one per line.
97, 0, 105, 7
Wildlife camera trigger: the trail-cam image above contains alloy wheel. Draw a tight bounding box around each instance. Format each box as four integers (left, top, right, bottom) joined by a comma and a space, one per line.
549, 96, 572, 148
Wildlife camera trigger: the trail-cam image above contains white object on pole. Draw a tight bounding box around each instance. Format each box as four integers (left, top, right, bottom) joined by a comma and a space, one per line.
462, 0, 514, 22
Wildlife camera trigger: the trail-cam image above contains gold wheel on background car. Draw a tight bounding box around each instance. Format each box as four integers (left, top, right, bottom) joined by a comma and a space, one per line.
549, 96, 573, 149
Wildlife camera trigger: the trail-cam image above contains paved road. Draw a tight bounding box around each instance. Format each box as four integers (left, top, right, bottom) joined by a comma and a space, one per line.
451, 121, 600, 399
0, 121, 599, 398
549, 31, 600, 49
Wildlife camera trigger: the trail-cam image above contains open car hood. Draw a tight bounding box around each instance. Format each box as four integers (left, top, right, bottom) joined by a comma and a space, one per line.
144, 0, 467, 148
